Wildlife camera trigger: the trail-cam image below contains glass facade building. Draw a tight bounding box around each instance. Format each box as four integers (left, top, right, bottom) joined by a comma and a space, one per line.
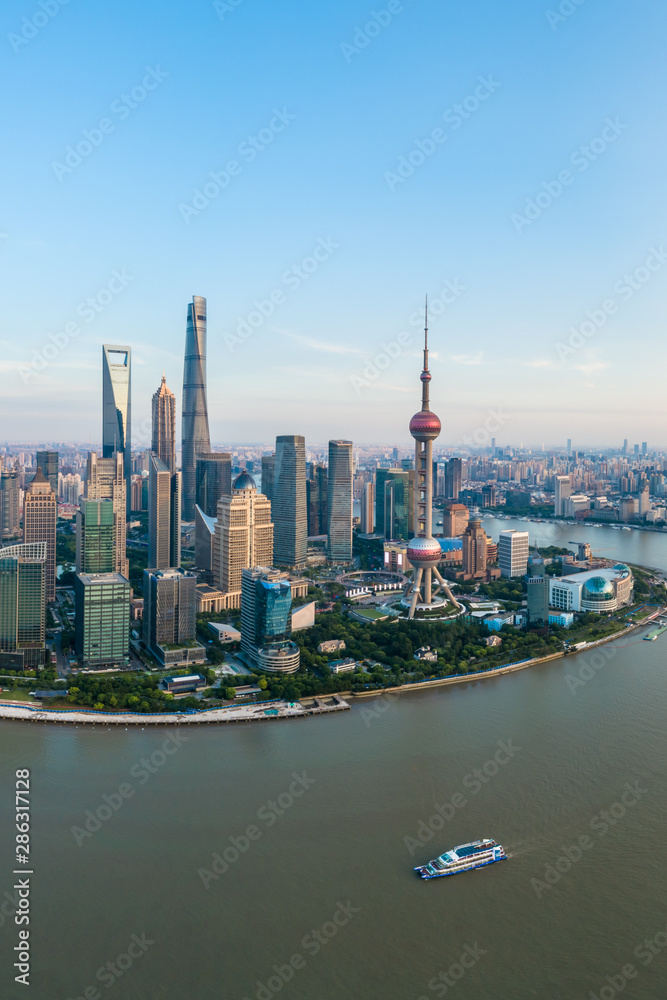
76, 499, 115, 575
327, 440, 353, 562
195, 453, 232, 518
148, 453, 181, 570
0, 542, 46, 667
36, 450, 59, 497
102, 345, 132, 511
273, 435, 307, 569
182, 296, 211, 520
75, 572, 130, 669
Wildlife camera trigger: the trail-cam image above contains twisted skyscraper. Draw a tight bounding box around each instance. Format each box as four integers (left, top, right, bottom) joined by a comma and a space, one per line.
182, 296, 211, 520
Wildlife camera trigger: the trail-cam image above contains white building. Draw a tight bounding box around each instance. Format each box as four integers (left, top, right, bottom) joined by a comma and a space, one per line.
554, 475, 571, 516
498, 530, 529, 578
549, 565, 633, 614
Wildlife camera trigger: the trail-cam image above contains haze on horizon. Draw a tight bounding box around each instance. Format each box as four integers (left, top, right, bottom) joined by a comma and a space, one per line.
1, 0, 665, 449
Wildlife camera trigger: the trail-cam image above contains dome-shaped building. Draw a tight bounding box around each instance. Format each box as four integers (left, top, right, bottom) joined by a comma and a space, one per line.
581, 575, 616, 612
233, 470, 256, 491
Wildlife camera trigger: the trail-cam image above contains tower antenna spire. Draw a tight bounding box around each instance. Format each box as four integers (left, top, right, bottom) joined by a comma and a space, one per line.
424, 294, 429, 368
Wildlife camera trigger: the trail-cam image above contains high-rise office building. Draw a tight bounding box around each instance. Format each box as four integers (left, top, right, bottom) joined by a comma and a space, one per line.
360, 482, 374, 533
182, 295, 211, 520
261, 455, 275, 505
498, 530, 530, 578
76, 499, 115, 574
213, 471, 273, 608
566, 439, 572, 456
194, 505, 217, 580
102, 345, 131, 511
374, 468, 393, 536
151, 375, 176, 474
443, 502, 469, 538
527, 556, 549, 625
195, 453, 232, 518
0, 541, 46, 668
85, 452, 129, 578
240, 566, 299, 673
405, 303, 457, 618
23, 468, 56, 603
306, 464, 327, 536
554, 475, 571, 517
36, 450, 58, 497
444, 458, 462, 500
75, 572, 130, 669
143, 567, 203, 668
148, 453, 181, 570
642, 441, 648, 456
383, 470, 410, 541
327, 441, 353, 562
461, 519, 488, 579
0, 472, 21, 540
273, 435, 307, 569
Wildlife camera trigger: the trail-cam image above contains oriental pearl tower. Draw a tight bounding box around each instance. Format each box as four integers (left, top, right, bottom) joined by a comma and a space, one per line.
405, 299, 458, 619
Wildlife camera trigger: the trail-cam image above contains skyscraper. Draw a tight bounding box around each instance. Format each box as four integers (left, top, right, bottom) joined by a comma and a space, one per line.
151, 375, 176, 474
240, 566, 300, 673
75, 572, 130, 669
383, 470, 410, 541
0, 541, 46, 668
102, 345, 131, 511
148, 453, 181, 570
182, 295, 211, 520
554, 475, 571, 517
36, 450, 58, 497
195, 453, 232, 518
0, 471, 21, 540
327, 441, 353, 562
360, 481, 374, 533
444, 458, 462, 500
461, 519, 488, 579
273, 435, 307, 569
213, 471, 273, 607
261, 454, 275, 505
405, 302, 457, 618
306, 463, 328, 535
85, 452, 129, 579
143, 567, 203, 668
527, 556, 549, 625
23, 468, 56, 603
76, 499, 115, 574
498, 530, 530, 578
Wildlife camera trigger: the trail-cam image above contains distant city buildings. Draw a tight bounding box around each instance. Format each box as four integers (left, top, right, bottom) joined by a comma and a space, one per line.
444, 458, 462, 500
554, 475, 571, 516
182, 295, 211, 520
273, 435, 307, 569
151, 375, 176, 474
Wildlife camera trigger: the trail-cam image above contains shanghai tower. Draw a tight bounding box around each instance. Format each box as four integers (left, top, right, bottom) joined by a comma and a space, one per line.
182, 296, 211, 520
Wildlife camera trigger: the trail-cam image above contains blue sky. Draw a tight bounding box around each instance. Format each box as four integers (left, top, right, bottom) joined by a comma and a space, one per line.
2, 0, 666, 448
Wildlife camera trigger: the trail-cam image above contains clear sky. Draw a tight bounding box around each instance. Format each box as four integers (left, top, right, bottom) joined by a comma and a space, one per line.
2, 0, 666, 449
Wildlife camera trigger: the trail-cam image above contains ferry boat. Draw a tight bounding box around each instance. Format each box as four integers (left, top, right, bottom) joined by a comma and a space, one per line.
415, 839, 507, 879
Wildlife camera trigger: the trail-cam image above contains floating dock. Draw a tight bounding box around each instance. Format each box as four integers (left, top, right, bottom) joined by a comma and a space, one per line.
643, 625, 667, 641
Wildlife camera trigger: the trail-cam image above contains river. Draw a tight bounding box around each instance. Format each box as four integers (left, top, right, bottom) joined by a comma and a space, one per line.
0, 519, 666, 999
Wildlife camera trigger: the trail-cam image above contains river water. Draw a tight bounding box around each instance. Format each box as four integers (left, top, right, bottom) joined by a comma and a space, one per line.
1, 520, 666, 1000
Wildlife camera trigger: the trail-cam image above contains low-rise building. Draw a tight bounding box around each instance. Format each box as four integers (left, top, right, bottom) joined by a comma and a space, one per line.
318, 639, 346, 654
330, 657, 358, 674
162, 674, 206, 694
291, 601, 316, 632
549, 612, 574, 627
485, 635, 502, 647
208, 622, 241, 643
414, 646, 438, 663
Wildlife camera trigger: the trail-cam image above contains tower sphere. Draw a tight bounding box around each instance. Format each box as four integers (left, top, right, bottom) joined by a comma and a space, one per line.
409, 409, 442, 441
407, 535, 442, 567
